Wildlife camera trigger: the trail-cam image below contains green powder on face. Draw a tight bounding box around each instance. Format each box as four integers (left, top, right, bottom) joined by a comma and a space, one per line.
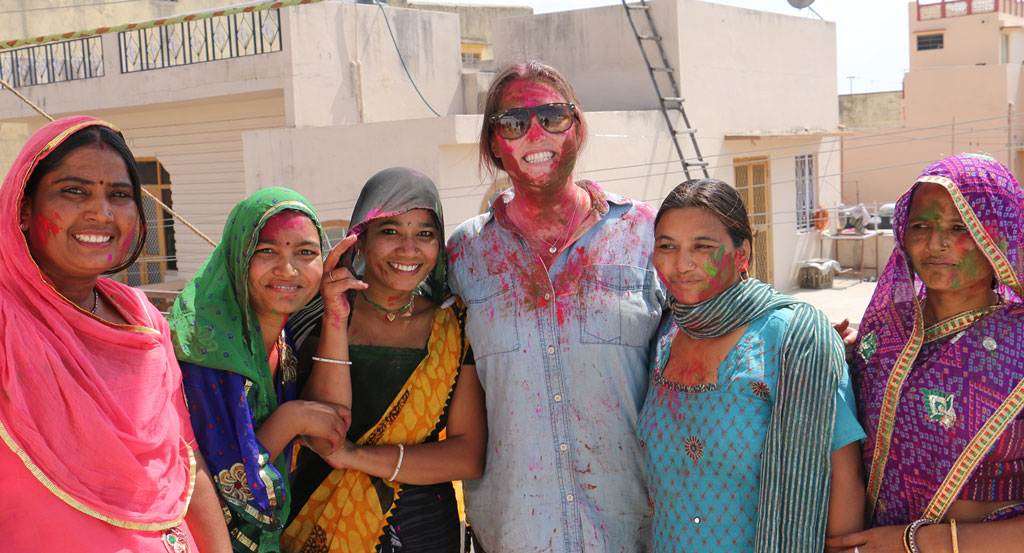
701, 245, 726, 277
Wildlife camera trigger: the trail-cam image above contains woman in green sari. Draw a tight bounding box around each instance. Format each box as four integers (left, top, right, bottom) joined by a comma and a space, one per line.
169, 188, 352, 552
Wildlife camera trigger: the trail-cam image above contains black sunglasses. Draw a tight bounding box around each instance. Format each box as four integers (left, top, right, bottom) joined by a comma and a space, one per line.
489, 103, 577, 140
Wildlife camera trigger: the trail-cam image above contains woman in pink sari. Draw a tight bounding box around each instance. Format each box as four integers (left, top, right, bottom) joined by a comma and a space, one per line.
0, 116, 229, 552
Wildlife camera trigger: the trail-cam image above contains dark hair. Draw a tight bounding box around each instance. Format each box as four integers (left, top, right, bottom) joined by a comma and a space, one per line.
656, 178, 754, 257
479, 59, 587, 175
25, 125, 146, 274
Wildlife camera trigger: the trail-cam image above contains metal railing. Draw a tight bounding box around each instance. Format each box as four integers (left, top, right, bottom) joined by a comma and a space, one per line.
119, 8, 282, 73
0, 36, 103, 88
917, 0, 1024, 20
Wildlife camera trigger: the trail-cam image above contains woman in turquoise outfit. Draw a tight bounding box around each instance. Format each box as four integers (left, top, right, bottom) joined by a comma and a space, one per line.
638, 178, 866, 553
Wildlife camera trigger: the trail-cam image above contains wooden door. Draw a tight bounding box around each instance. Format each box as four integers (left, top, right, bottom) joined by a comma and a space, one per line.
734, 157, 773, 285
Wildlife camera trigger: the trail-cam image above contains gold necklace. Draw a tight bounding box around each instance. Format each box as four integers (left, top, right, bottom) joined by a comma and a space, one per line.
360, 291, 415, 322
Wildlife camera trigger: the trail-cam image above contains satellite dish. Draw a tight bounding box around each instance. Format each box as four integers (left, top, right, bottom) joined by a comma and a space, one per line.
788, 0, 815, 8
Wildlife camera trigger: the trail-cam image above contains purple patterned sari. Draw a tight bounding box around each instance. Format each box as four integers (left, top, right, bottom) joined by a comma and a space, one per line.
852, 154, 1024, 527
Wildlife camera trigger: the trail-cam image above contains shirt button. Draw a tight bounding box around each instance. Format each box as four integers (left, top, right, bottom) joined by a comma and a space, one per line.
566, 494, 575, 502
544, 293, 551, 300
547, 345, 555, 354
559, 443, 568, 451
554, 394, 562, 402
692, 516, 702, 524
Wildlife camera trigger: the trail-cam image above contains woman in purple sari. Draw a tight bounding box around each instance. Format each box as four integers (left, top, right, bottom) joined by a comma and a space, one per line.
829, 153, 1024, 552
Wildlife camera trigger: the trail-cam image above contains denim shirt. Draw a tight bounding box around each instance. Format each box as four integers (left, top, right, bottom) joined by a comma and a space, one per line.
447, 181, 664, 553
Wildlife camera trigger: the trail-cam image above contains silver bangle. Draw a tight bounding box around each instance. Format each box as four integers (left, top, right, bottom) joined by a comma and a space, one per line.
312, 356, 352, 366
388, 443, 405, 482
906, 518, 936, 553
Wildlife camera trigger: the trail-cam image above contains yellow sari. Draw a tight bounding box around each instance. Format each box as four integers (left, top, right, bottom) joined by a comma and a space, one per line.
282, 307, 465, 553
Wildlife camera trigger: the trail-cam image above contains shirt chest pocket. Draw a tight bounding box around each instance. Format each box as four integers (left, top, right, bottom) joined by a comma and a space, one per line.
578, 264, 656, 347
462, 274, 521, 359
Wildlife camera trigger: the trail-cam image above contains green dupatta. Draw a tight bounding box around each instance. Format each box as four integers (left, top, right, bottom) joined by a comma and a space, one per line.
167, 188, 325, 532
669, 278, 844, 553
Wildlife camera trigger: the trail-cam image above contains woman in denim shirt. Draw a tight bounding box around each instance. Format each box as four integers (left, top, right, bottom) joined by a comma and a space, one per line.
447, 60, 664, 553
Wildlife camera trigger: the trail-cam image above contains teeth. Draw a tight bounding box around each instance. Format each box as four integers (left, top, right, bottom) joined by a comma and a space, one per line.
525, 152, 554, 163
271, 285, 299, 291
74, 234, 112, 244
389, 262, 420, 272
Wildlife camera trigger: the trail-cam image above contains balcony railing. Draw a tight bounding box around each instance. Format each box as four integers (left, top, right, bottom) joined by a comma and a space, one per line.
119, 8, 282, 73
0, 36, 103, 88
917, 0, 1024, 20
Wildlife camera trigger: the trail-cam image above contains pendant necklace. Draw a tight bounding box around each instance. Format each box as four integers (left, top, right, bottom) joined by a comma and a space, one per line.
537, 193, 582, 255
360, 291, 415, 322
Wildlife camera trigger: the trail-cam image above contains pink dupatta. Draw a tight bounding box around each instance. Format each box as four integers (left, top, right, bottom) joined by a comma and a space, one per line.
0, 116, 194, 529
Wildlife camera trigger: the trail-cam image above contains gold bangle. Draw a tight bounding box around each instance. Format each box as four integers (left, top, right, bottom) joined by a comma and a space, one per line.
950, 519, 959, 553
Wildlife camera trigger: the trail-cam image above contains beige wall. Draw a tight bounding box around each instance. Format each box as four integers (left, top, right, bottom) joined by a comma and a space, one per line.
839, 91, 904, 129
492, 0, 838, 134
409, 3, 533, 47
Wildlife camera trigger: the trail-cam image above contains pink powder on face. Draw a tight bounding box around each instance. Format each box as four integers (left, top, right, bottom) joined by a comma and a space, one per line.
259, 210, 312, 242
118, 227, 136, 257
34, 213, 60, 242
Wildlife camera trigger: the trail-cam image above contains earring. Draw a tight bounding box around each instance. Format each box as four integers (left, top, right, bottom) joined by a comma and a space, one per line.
353, 250, 365, 267
19, 222, 27, 231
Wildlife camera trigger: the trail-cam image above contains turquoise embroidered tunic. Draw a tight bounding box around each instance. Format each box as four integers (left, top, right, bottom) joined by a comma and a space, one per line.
637, 308, 865, 552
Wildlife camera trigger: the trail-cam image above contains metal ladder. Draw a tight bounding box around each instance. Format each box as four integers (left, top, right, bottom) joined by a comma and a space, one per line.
621, 0, 709, 179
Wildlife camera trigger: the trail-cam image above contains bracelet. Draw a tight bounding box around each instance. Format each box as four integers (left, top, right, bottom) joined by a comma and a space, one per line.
312, 356, 352, 366
950, 519, 959, 553
388, 443, 405, 482
903, 518, 936, 553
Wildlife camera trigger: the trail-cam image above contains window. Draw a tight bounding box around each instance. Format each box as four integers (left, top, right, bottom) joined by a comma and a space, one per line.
1002, 33, 1010, 64
917, 33, 944, 51
795, 154, 817, 232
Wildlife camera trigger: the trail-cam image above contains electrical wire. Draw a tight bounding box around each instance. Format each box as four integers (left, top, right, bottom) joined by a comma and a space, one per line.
373, 0, 441, 117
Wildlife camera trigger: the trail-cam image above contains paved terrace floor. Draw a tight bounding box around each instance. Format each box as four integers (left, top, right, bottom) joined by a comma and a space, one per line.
789, 276, 879, 329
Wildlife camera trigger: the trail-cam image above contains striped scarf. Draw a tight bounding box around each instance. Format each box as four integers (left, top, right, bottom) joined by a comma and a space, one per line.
672, 278, 845, 553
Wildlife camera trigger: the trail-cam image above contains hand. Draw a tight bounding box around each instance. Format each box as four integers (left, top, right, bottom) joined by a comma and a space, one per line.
286, 400, 351, 454
321, 235, 368, 323
320, 440, 359, 470
826, 524, 908, 553
833, 318, 858, 359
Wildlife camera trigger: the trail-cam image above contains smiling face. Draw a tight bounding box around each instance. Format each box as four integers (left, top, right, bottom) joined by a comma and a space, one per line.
19, 144, 139, 286
359, 208, 439, 301
653, 207, 749, 305
246, 211, 322, 320
905, 182, 994, 294
489, 79, 580, 194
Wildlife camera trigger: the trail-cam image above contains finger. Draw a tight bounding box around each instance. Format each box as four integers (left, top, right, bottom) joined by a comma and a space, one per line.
832, 318, 850, 332
323, 268, 368, 292
323, 267, 367, 289
323, 234, 359, 274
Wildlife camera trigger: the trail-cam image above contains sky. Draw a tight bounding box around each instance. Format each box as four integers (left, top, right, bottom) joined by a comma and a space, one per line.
440, 0, 911, 94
